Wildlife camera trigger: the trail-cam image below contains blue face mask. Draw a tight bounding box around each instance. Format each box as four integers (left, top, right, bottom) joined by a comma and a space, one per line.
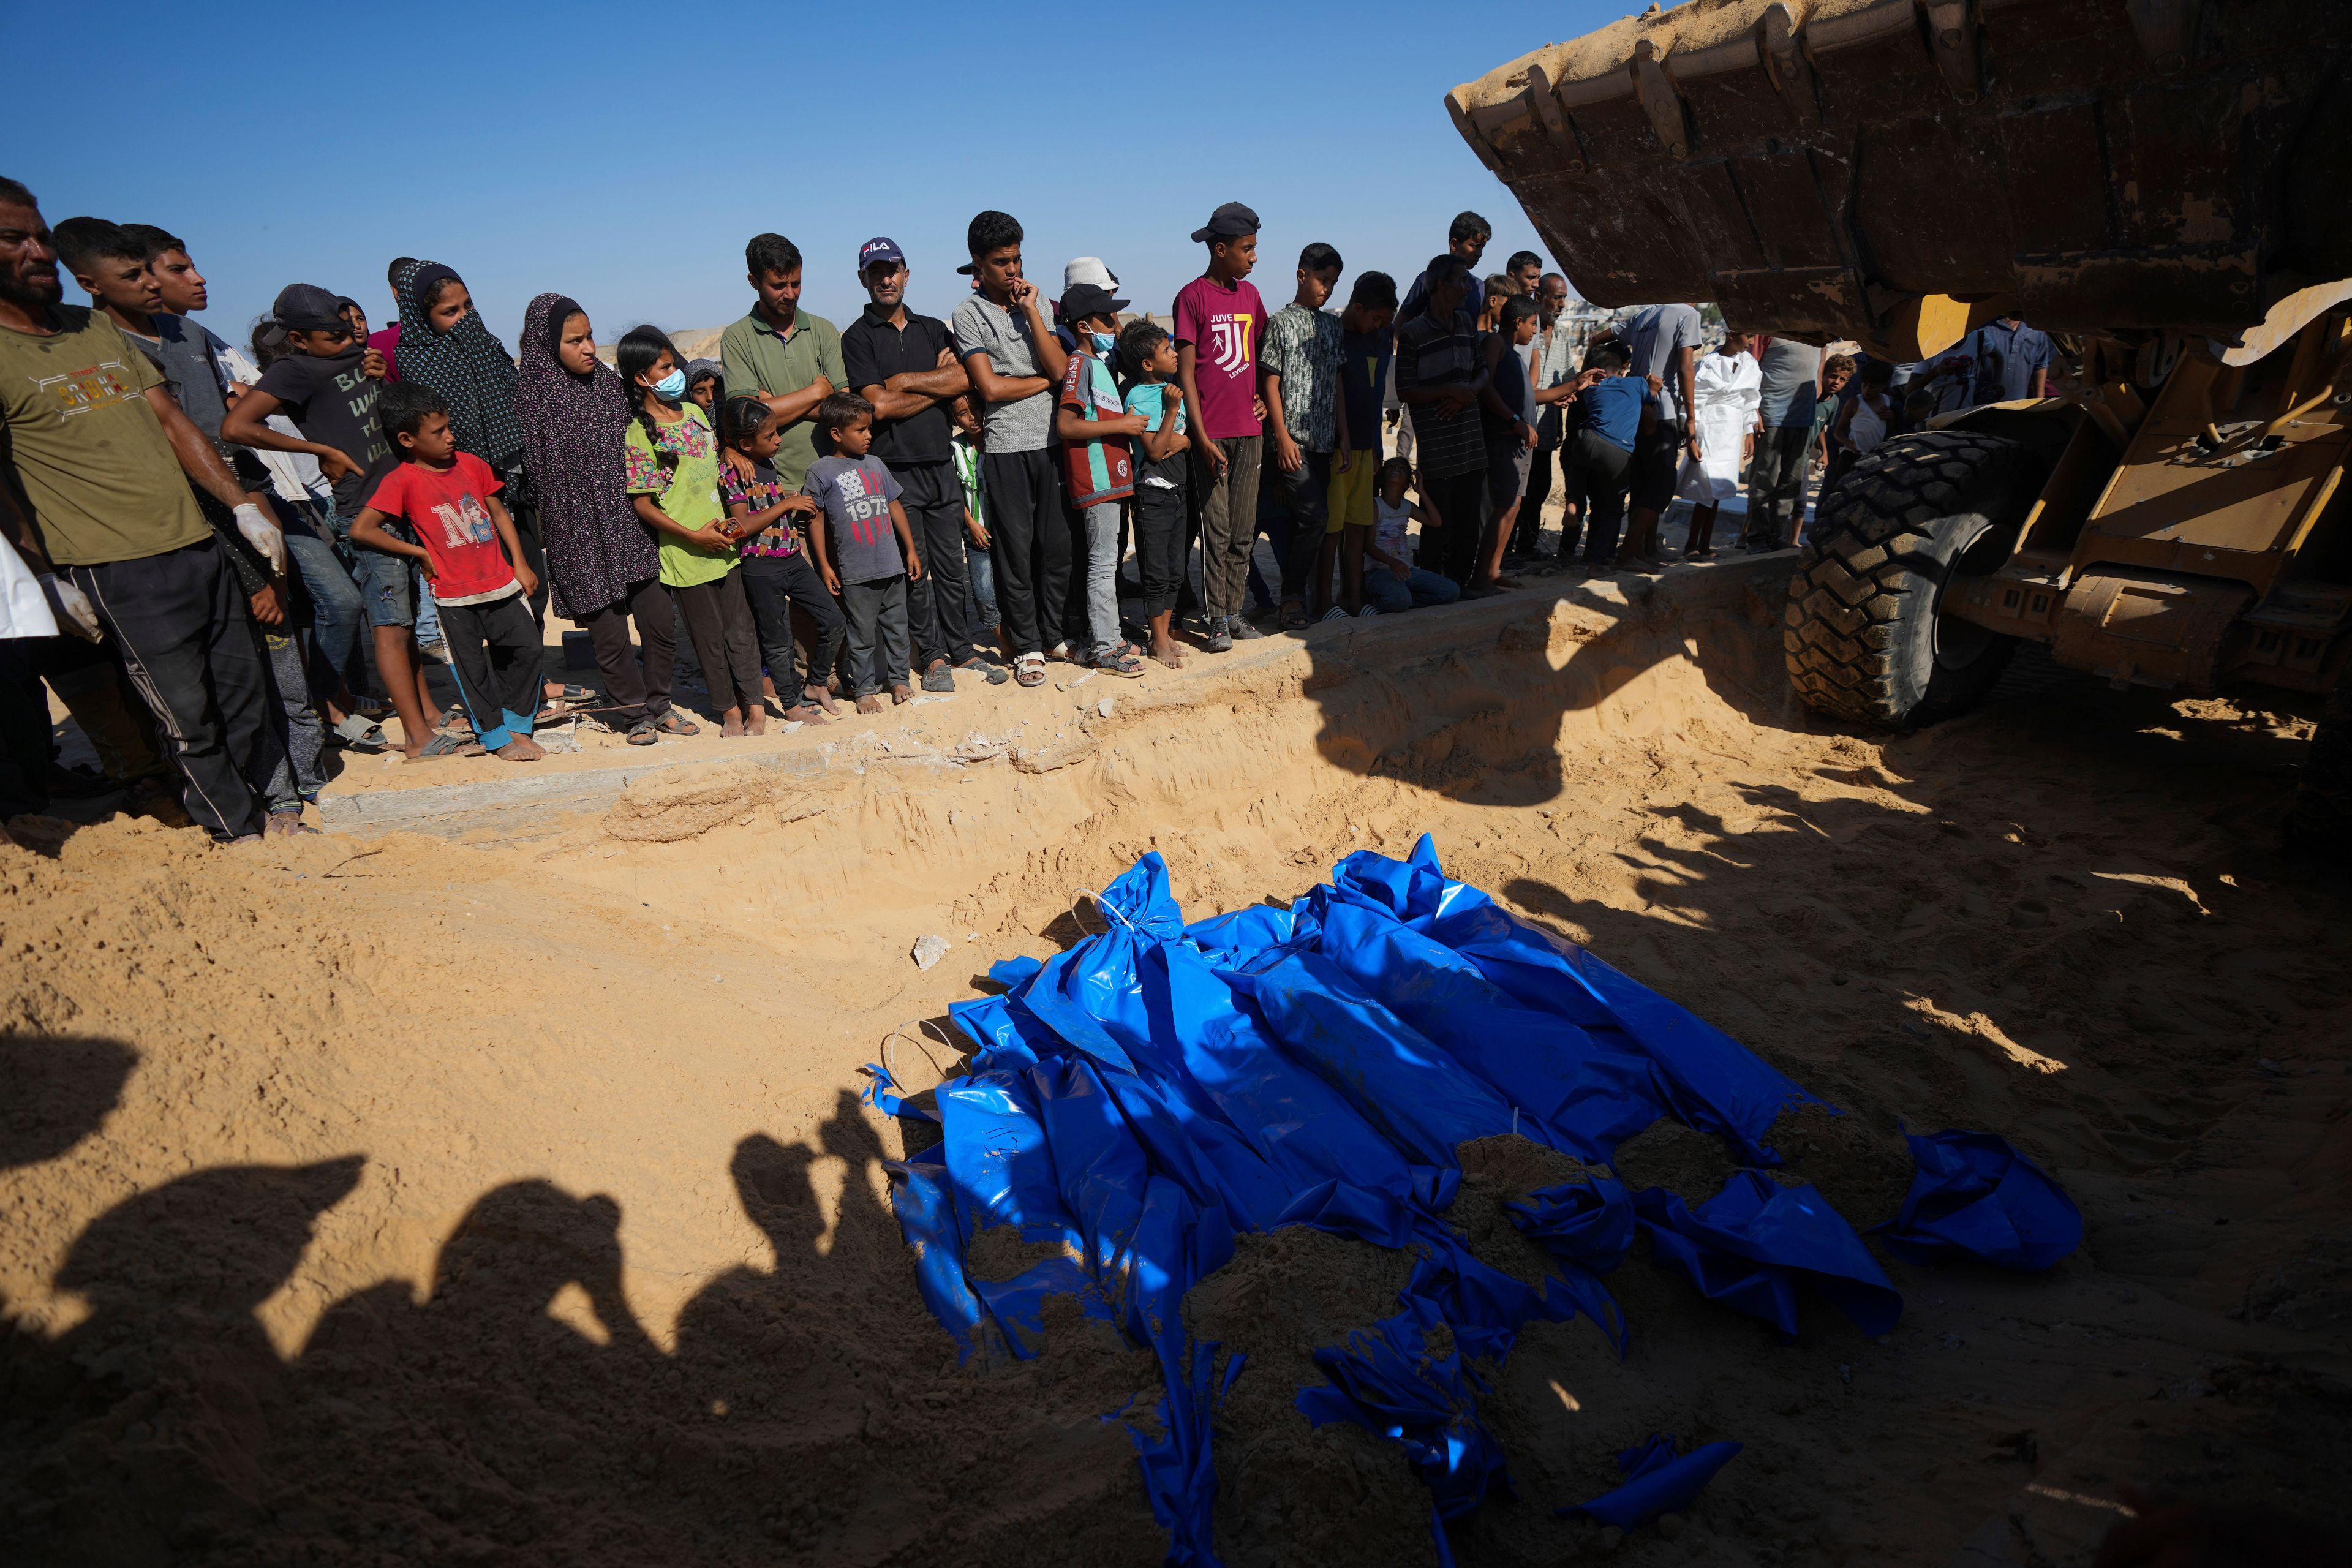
651, 368, 687, 401
1090, 331, 1116, 358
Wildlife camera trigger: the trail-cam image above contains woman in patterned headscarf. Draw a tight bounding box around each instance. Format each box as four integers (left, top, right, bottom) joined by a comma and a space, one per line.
514, 293, 687, 744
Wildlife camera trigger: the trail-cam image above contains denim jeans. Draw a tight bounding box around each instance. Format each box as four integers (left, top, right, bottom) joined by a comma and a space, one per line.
1363, 565, 1463, 614
1076, 501, 1123, 659
282, 527, 363, 700
966, 544, 998, 633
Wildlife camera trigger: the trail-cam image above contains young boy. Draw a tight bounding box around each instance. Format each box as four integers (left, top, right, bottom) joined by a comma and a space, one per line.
1828, 358, 1895, 488
221, 284, 450, 741
1173, 200, 1269, 652
1328, 272, 1396, 617
1393, 255, 1491, 589
1473, 294, 1542, 592
804, 391, 923, 712
951, 211, 1068, 688
347, 384, 544, 761
1566, 344, 1657, 568
1054, 281, 1144, 677
948, 397, 1005, 661
1120, 318, 1190, 670
1261, 241, 1349, 624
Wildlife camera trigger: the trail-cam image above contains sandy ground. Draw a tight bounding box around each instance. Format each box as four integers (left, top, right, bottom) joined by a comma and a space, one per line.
4, 540, 2349, 1567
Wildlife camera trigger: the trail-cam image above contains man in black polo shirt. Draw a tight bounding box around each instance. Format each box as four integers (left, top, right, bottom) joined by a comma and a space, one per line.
839, 238, 1003, 691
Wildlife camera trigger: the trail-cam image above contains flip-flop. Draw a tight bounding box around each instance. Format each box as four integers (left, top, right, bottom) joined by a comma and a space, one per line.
330, 714, 389, 752
416, 731, 483, 759
548, 684, 595, 703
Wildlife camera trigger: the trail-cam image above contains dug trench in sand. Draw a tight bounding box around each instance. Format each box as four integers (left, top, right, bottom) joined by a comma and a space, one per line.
2, 559, 2349, 1567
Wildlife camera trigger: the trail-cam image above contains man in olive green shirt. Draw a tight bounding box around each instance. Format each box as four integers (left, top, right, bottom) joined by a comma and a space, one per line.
719, 232, 845, 494
0, 178, 300, 840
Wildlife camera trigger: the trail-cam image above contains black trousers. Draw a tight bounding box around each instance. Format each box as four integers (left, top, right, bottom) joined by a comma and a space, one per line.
673, 571, 764, 716
1133, 483, 1188, 617
1267, 450, 1332, 606
581, 576, 674, 726
69, 537, 290, 840
1419, 466, 1488, 589
842, 575, 911, 697
898, 462, 970, 668
437, 594, 541, 749
982, 448, 1069, 656
34, 630, 167, 783
1570, 427, 1634, 563
738, 550, 845, 698
0, 638, 47, 817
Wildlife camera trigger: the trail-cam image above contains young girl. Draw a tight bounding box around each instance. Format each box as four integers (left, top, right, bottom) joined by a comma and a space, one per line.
718, 394, 843, 722
1673, 330, 1762, 559
617, 326, 767, 737
1363, 458, 1463, 615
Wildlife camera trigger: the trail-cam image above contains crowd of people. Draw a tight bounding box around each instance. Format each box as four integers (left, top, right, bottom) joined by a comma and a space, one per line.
0, 175, 2055, 842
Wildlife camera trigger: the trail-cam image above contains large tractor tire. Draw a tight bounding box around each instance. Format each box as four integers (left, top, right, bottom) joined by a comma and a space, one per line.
1784, 431, 2050, 727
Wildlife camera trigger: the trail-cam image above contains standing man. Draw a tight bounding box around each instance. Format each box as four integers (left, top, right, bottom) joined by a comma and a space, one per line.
951, 210, 1068, 690
1520, 271, 1582, 559
1395, 255, 1491, 590
1174, 201, 1270, 653
1399, 212, 1493, 326
1747, 333, 1824, 551
1618, 300, 1701, 568
840, 237, 1003, 692
1959, 315, 2053, 405
0, 178, 300, 841
721, 233, 843, 690
1504, 250, 1544, 299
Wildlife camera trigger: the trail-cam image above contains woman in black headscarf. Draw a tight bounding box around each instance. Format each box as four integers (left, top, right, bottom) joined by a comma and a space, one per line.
514, 293, 688, 744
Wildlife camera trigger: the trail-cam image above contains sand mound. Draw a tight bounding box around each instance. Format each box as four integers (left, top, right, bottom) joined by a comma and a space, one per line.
6, 568, 2351, 1564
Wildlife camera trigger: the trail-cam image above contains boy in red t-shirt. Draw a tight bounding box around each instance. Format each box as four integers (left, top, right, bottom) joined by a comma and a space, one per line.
349, 384, 545, 760
1173, 200, 1269, 652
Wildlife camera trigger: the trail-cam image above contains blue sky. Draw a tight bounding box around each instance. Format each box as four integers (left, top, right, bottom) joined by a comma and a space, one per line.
10, 0, 1627, 352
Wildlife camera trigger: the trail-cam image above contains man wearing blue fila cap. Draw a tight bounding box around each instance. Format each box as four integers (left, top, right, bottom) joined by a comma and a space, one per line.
841, 238, 1003, 689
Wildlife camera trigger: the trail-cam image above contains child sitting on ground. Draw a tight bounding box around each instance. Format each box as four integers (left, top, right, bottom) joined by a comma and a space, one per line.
1120, 318, 1191, 669
347, 383, 544, 761
1363, 457, 1463, 616
804, 391, 924, 712
718, 395, 841, 725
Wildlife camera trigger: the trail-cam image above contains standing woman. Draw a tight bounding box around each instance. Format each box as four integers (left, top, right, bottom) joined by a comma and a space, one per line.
1672, 330, 1762, 559
514, 293, 684, 745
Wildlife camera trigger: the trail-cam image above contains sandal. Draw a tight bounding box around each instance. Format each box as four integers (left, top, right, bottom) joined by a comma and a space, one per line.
626, 718, 660, 746
1014, 653, 1046, 688
1280, 600, 1311, 630
330, 714, 389, 753
957, 655, 1010, 686
415, 731, 484, 759
266, 810, 321, 837
1096, 649, 1145, 679
547, 683, 595, 703
654, 710, 701, 736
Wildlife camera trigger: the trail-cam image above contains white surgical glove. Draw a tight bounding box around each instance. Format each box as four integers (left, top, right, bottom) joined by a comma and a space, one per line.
233, 502, 286, 575
39, 573, 103, 643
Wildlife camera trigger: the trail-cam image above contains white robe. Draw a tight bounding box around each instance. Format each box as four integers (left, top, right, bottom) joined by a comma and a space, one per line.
0, 535, 58, 640
1674, 350, 1762, 504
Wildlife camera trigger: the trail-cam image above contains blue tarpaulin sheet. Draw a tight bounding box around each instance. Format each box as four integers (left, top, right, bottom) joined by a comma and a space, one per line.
869, 839, 2078, 1562
1558, 1433, 1746, 1529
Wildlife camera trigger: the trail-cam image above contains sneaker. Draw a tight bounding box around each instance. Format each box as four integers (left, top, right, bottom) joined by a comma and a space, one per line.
1202, 617, 1234, 654
1229, 617, 1267, 641
921, 664, 956, 694
1357, 602, 1381, 617
1318, 606, 1350, 623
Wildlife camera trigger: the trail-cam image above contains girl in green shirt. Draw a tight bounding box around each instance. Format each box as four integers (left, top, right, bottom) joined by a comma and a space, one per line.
619, 326, 767, 737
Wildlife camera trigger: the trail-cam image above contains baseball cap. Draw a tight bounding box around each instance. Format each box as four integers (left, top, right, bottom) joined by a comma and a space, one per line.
273, 283, 350, 334
1063, 257, 1120, 293
1189, 201, 1261, 244
858, 236, 906, 271
1058, 282, 1129, 323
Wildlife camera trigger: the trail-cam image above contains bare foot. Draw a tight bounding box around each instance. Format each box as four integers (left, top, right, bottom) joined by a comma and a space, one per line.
493, 735, 545, 762
745, 707, 767, 736
721, 709, 745, 737
1152, 639, 1185, 669
782, 702, 826, 725
891, 683, 913, 705
856, 693, 883, 714
805, 684, 840, 715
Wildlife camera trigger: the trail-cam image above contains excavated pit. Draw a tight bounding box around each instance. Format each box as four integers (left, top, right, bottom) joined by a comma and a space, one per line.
4, 554, 2350, 1567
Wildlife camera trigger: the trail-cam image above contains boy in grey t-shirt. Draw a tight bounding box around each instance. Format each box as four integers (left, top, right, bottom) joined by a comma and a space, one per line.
804, 391, 923, 711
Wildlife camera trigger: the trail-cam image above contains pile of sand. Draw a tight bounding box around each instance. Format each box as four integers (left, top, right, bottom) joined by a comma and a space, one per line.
6, 568, 2350, 1564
